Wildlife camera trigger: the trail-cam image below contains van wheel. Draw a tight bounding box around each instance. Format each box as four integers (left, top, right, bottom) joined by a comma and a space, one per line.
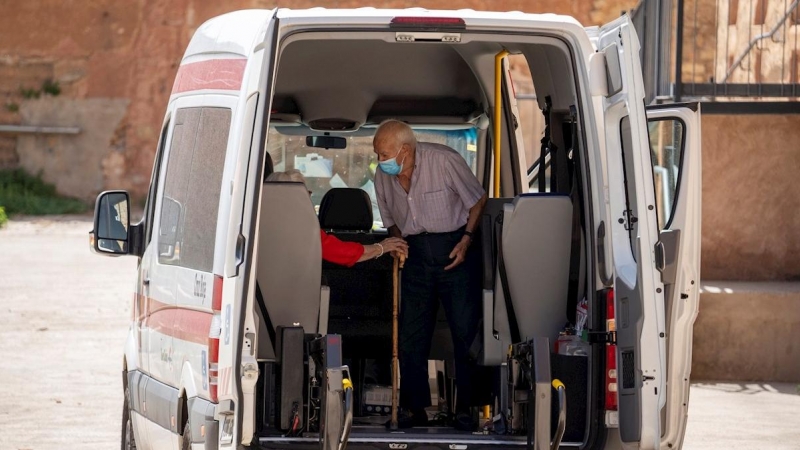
121, 386, 137, 450
181, 422, 193, 450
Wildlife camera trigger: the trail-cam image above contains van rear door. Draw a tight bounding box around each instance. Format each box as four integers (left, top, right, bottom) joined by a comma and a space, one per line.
645, 103, 702, 450
596, 15, 666, 449
216, 9, 278, 448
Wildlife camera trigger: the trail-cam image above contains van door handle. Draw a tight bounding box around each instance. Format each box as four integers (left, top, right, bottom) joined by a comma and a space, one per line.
597, 221, 613, 286
654, 241, 666, 272
143, 275, 151, 286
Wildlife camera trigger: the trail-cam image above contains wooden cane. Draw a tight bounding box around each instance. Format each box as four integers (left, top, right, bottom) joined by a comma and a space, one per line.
390, 255, 405, 430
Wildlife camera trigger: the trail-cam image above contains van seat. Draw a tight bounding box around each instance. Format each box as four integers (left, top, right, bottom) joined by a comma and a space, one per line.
493, 194, 573, 350
256, 182, 323, 359
475, 198, 514, 366
319, 187, 373, 232
319, 188, 393, 358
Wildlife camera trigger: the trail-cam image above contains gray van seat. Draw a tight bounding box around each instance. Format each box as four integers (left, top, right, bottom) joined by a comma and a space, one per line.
477, 198, 514, 366
318, 188, 393, 358
256, 182, 323, 359
492, 194, 573, 355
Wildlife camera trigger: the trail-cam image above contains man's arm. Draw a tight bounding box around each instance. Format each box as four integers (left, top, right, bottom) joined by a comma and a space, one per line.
374, 174, 398, 233
388, 225, 402, 238
444, 193, 487, 270
464, 193, 487, 235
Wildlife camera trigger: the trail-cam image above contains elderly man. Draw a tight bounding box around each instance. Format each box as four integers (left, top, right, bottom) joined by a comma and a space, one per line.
374, 120, 488, 430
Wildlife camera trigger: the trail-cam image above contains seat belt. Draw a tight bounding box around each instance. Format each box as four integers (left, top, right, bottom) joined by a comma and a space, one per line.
553, 118, 570, 194
538, 96, 556, 193
255, 282, 277, 350
566, 107, 583, 325
496, 211, 522, 344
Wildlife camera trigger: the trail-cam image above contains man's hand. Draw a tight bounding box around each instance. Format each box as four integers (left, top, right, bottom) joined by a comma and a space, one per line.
444, 236, 471, 271
379, 237, 408, 260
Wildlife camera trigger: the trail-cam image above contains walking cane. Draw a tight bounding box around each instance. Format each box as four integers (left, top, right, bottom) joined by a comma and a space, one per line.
390, 254, 405, 430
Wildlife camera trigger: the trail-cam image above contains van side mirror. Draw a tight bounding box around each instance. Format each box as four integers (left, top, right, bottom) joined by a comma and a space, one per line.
588, 52, 609, 97
92, 191, 131, 256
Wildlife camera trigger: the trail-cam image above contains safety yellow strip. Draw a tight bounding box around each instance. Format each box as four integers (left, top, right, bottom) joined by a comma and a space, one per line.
493, 50, 509, 198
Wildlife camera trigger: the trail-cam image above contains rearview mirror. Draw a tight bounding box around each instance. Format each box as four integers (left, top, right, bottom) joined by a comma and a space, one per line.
306, 135, 347, 150
92, 190, 130, 255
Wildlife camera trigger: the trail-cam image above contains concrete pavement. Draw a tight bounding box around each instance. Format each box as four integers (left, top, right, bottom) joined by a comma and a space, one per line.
683, 381, 800, 450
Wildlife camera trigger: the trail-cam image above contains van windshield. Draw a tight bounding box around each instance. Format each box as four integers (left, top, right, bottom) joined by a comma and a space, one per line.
266, 127, 479, 230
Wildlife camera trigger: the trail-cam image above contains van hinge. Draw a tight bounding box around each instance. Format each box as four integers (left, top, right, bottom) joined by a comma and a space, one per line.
588, 330, 616, 345
242, 361, 259, 381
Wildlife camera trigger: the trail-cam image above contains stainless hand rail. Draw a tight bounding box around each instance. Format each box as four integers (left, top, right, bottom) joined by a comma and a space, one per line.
551, 379, 566, 450
338, 377, 354, 450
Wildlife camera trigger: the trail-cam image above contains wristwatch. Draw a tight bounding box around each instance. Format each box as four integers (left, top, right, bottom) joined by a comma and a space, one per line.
463, 230, 474, 241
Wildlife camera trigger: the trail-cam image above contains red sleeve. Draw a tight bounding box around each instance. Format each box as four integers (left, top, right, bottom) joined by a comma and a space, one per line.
320, 230, 364, 267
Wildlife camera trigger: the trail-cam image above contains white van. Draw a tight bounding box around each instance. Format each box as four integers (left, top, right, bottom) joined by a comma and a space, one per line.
91, 8, 701, 450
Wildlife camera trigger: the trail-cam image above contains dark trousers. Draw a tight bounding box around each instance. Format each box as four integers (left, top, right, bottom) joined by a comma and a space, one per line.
399, 229, 483, 411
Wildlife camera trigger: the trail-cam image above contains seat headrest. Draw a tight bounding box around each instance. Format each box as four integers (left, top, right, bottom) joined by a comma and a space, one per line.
318, 188, 373, 231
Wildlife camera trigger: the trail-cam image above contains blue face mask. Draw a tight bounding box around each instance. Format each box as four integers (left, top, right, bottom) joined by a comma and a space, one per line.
378, 147, 406, 176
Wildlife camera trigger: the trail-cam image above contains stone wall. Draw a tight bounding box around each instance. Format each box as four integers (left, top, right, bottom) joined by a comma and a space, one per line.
693, 282, 800, 382
701, 113, 800, 281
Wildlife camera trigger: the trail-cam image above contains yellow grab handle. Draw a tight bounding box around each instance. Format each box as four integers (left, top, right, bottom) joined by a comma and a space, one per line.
552, 379, 565, 390
493, 49, 510, 198
342, 378, 353, 390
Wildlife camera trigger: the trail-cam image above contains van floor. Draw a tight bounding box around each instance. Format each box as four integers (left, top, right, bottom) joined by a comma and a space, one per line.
259, 425, 581, 447
261, 426, 530, 441
350, 425, 520, 438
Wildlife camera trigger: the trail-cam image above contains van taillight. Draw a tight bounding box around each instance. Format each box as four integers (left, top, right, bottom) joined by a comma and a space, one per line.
605, 288, 618, 411
208, 275, 223, 403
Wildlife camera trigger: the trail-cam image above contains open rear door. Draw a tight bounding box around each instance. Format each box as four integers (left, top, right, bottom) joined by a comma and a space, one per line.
218, 9, 278, 448
597, 15, 666, 449
645, 103, 702, 449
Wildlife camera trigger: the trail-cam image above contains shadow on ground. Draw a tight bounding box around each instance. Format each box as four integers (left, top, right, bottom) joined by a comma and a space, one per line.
692, 381, 800, 396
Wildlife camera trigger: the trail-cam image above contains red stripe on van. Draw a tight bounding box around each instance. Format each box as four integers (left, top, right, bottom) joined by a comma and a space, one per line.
145, 298, 213, 346
171, 58, 247, 94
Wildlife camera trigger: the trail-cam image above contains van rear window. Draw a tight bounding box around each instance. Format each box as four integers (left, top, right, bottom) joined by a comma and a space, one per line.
158, 107, 231, 272
266, 127, 477, 229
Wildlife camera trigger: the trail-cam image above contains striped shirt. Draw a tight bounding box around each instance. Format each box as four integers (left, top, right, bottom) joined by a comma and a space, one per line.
375, 142, 485, 237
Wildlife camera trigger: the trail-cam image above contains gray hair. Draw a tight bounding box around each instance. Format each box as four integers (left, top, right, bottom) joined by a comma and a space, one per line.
374, 119, 417, 149
265, 169, 306, 186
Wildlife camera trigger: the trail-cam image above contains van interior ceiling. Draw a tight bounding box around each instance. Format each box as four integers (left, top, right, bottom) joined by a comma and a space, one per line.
252, 31, 594, 445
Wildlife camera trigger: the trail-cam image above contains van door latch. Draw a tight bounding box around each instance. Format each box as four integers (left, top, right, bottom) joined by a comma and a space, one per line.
587, 331, 617, 345
620, 210, 637, 231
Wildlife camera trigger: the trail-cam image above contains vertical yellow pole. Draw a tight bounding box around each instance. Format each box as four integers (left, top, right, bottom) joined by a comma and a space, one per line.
493, 50, 509, 198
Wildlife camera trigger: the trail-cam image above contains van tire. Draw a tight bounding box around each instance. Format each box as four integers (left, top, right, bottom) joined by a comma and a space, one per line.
122, 386, 137, 450
181, 422, 192, 450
